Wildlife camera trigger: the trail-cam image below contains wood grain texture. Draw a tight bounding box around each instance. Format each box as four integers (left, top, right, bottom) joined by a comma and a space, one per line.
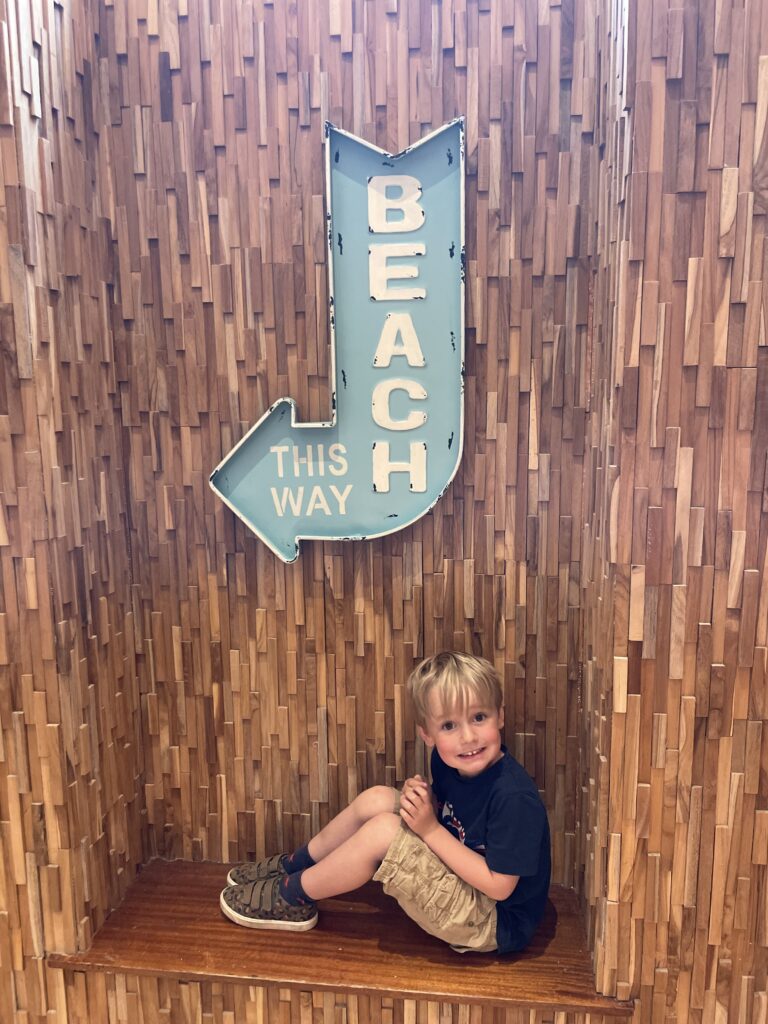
0, 0, 766, 1021
49, 859, 634, 1016
584, 0, 768, 1019
58, 977, 630, 1024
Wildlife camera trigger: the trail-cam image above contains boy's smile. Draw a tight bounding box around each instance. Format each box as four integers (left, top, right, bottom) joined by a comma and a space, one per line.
418, 693, 504, 777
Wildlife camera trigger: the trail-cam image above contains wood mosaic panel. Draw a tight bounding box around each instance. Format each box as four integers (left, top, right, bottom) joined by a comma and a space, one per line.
101, 0, 595, 898
0, 0, 144, 1022
583, 0, 768, 1020
0, 0, 765, 1022
60, 972, 631, 1024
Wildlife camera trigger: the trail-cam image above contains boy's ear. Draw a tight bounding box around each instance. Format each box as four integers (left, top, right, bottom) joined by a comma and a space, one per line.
417, 724, 435, 748
498, 706, 505, 730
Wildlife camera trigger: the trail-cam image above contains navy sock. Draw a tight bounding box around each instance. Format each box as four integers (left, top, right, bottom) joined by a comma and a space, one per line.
282, 843, 315, 874
279, 869, 315, 906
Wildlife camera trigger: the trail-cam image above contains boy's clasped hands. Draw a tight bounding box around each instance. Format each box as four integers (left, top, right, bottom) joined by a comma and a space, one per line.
399, 774, 439, 839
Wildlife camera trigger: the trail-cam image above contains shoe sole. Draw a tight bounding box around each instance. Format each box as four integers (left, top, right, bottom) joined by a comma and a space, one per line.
219, 889, 318, 931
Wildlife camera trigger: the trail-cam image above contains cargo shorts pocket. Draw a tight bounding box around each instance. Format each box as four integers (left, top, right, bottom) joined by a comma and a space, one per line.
374, 822, 498, 952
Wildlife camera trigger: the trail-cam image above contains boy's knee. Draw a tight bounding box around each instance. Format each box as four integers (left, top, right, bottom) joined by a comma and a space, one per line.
355, 785, 397, 819
362, 811, 401, 854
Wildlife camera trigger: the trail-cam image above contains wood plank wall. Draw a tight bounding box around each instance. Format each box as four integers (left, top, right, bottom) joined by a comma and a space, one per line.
0, 1, 765, 1024
97, 0, 595, 903
0, 0, 144, 1021
61, 973, 629, 1024
585, 0, 768, 1021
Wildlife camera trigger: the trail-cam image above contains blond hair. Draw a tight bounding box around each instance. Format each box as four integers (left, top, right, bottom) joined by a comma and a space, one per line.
407, 652, 503, 726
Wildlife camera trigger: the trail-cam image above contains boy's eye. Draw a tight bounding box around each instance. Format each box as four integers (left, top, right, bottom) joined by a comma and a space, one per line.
441, 721, 455, 731
473, 712, 487, 723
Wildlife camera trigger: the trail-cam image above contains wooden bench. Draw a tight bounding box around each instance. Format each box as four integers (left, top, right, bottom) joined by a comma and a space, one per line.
49, 859, 634, 1018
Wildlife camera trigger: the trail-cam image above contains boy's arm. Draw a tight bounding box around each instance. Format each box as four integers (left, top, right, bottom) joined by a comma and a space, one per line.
399, 783, 519, 901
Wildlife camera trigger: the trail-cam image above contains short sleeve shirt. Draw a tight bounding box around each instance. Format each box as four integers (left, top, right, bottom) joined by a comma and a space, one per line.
430, 746, 551, 952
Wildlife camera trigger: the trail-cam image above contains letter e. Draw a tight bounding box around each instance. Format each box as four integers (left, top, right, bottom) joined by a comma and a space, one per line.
369, 243, 426, 301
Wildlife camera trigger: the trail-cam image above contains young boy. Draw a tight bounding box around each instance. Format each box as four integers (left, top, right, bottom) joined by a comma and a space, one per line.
220, 651, 551, 953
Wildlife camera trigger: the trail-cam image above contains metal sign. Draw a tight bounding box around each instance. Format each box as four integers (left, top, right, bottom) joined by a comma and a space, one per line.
209, 119, 465, 563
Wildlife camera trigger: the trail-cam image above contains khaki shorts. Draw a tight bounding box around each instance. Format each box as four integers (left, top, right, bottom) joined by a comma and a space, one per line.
373, 790, 498, 953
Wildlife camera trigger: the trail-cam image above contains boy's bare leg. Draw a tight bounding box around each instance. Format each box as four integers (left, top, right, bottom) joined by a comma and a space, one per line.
306, 785, 397, 862
301, 812, 401, 900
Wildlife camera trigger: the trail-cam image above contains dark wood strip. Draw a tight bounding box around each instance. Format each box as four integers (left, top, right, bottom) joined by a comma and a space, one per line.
49, 860, 633, 1016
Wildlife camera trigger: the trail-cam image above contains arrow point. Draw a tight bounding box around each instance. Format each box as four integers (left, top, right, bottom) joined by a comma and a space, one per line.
209, 397, 306, 564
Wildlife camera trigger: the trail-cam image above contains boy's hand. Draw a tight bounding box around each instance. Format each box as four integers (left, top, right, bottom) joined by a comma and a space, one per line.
402, 774, 439, 814
401, 774, 425, 798
399, 778, 439, 839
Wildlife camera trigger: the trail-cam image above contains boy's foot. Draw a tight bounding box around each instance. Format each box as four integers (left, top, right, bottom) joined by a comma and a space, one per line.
220, 877, 318, 931
226, 853, 287, 887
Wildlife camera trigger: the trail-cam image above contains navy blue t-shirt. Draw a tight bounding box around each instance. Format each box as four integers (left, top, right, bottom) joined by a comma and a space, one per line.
430, 746, 551, 953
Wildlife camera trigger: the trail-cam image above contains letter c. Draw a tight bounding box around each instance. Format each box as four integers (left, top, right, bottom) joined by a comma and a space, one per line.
371, 379, 428, 431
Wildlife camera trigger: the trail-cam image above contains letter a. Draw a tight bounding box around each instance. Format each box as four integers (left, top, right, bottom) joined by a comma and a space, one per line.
373, 313, 426, 368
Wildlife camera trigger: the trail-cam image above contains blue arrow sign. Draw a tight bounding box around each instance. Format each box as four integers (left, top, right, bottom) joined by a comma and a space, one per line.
210, 119, 465, 562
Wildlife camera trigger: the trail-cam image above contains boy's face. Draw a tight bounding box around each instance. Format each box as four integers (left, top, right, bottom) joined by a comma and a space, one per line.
418, 691, 504, 777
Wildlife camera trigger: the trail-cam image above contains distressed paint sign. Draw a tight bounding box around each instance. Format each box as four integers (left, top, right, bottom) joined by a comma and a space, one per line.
209, 119, 465, 562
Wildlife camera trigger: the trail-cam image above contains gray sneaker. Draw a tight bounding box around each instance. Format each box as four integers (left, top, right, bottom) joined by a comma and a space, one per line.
220, 876, 318, 931
226, 853, 287, 887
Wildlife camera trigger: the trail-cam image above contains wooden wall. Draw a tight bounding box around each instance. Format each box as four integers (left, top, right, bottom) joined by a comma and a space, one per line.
60, 973, 627, 1024
97, 0, 596, 890
0, 1, 765, 1023
0, 0, 144, 1021
584, 0, 768, 1020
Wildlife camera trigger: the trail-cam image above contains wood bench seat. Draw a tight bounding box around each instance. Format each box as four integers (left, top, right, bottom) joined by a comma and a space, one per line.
49, 859, 633, 1017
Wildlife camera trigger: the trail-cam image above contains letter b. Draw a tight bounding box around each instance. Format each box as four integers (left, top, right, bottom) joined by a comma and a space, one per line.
368, 175, 425, 233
